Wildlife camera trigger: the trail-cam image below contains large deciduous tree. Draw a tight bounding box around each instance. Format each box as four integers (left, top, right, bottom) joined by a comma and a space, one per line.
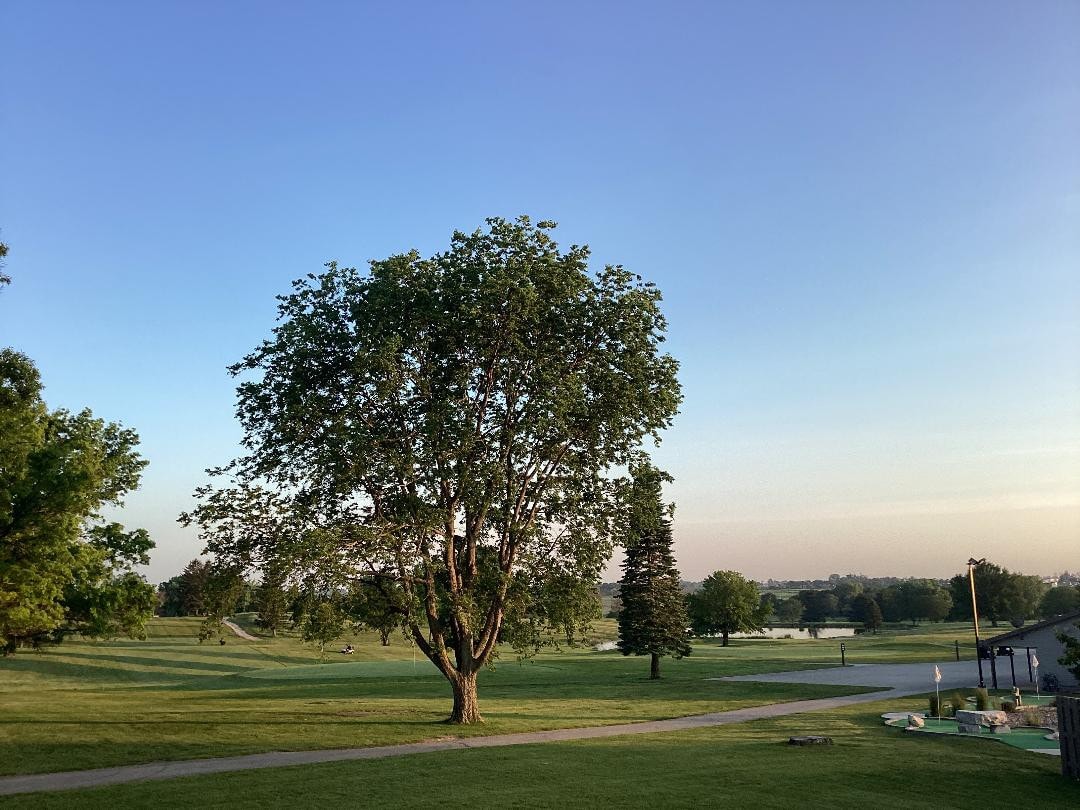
687, 570, 762, 647
1039, 586, 1080, 618
616, 462, 691, 678
948, 563, 1046, 627
183, 217, 681, 722
0, 348, 154, 653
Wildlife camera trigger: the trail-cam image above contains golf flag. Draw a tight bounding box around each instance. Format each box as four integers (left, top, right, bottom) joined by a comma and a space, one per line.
1031, 653, 1039, 669
933, 665, 942, 683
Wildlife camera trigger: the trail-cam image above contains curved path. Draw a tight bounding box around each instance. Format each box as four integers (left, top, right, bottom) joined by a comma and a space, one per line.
222, 618, 259, 641
0, 661, 981, 797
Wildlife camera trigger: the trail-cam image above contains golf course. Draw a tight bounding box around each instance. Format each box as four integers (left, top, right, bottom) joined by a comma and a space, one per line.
1, 619, 1075, 807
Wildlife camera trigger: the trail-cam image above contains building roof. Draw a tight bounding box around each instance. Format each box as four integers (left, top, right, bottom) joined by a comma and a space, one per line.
983, 610, 1080, 647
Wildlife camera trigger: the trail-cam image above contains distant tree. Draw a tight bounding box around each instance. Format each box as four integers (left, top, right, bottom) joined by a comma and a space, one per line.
949, 563, 1046, 627
255, 573, 289, 636
757, 592, 779, 621
798, 590, 838, 623
605, 594, 623, 619
831, 581, 862, 617
687, 570, 762, 646
157, 575, 185, 616
300, 600, 349, 659
1039, 586, 1080, 618
179, 559, 212, 617
850, 593, 883, 634
775, 596, 804, 624
350, 579, 408, 646
616, 463, 691, 679
0, 349, 154, 654
1001, 574, 1048, 624
530, 573, 602, 647
892, 580, 951, 625
196, 564, 248, 642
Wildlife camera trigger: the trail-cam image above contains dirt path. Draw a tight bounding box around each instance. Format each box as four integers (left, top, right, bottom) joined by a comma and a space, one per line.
0, 686, 922, 797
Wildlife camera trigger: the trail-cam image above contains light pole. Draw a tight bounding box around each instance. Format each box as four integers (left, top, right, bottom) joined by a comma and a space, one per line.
968, 557, 986, 688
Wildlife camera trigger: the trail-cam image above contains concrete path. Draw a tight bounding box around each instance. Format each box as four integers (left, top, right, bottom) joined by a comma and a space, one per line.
718, 659, 981, 693
222, 618, 259, 642
0, 673, 943, 798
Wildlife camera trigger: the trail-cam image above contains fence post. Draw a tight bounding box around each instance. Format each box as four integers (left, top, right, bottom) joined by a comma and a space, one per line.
1059, 695, 1080, 780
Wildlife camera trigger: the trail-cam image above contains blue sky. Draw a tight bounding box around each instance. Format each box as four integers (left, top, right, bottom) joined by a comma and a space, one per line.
2, 1, 1077, 582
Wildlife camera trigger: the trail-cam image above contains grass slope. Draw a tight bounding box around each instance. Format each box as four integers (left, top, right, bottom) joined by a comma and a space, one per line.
3, 695, 1075, 808
0, 619, 979, 777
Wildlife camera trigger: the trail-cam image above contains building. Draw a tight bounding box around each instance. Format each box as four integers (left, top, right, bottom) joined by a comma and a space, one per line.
983, 610, 1080, 691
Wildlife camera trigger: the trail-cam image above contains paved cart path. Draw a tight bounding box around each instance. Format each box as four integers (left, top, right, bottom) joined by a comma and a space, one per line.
0, 661, 980, 797
221, 618, 259, 641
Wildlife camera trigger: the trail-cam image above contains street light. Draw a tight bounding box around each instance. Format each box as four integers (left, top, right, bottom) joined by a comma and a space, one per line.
968, 557, 986, 688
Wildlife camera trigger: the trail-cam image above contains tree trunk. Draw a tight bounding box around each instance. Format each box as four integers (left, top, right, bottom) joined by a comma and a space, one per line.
721, 630, 729, 647
448, 671, 483, 724
650, 652, 660, 679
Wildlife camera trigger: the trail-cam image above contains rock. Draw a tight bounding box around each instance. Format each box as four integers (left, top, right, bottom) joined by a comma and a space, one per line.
990, 724, 1012, 734
957, 723, 982, 734
788, 736, 833, 746
907, 714, 925, 728
955, 710, 1007, 727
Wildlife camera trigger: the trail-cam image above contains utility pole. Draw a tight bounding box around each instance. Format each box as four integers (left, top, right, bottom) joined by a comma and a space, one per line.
968, 557, 986, 689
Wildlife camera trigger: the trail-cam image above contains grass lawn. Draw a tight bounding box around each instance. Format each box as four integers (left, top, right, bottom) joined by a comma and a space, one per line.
0, 619, 980, 778
3, 694, 1075, 808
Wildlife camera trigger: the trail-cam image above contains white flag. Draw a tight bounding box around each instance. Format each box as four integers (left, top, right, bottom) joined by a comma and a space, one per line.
934, 665, 942, 683
1031, 653, 1039, 669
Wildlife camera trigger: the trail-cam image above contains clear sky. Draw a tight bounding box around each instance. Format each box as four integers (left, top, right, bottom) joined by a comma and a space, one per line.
2, 1, 1077, 584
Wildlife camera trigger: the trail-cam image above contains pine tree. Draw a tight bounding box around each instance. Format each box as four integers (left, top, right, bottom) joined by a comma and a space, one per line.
616, 462, 691, 679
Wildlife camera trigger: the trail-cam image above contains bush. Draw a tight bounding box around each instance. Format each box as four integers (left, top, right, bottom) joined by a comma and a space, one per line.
1021, 708, 1041, 727
975, 687, 989, 710
928, 694, 941, 716
1001, 701, 1016, 712
948, 692, 965, 715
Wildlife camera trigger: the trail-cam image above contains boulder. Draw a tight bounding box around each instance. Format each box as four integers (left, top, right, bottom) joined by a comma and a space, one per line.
907, 714, 925, 728
989, 724, 1012, 734
955, 710, 1007, 727
957, 723, 982, 734
788, 736, 833, 746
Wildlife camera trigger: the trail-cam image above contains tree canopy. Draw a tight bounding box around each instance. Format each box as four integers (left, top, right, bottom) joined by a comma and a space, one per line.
687, 570, 761, 646
948, 562, 1047, 627
0, 348, 154, 653
183, 217, 681, 721
616, 462, 691, 677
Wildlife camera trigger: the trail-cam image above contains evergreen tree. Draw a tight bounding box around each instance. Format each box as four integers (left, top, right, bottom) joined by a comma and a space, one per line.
616, 462, 691, 679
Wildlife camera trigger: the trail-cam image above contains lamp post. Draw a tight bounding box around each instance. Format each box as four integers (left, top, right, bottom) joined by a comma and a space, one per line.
968, 557, 986, 688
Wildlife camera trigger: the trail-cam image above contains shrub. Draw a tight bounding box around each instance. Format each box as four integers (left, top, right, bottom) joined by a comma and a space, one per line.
1001, 701, 1016, 712
948, 692, 965, 715
1021, 708, 1041, 727
928, 694, 941, 716
975, 687, 989, 710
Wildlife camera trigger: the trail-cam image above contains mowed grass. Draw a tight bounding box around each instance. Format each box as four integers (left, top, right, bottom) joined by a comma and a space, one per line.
0, 618, 974, 777
4, 694, 1075, 809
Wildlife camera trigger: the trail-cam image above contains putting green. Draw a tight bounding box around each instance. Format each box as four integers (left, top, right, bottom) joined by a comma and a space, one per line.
884, 716, 1059, 754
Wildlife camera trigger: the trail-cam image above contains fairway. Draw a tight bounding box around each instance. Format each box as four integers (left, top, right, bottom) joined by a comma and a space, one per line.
1, 617, 904, 777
